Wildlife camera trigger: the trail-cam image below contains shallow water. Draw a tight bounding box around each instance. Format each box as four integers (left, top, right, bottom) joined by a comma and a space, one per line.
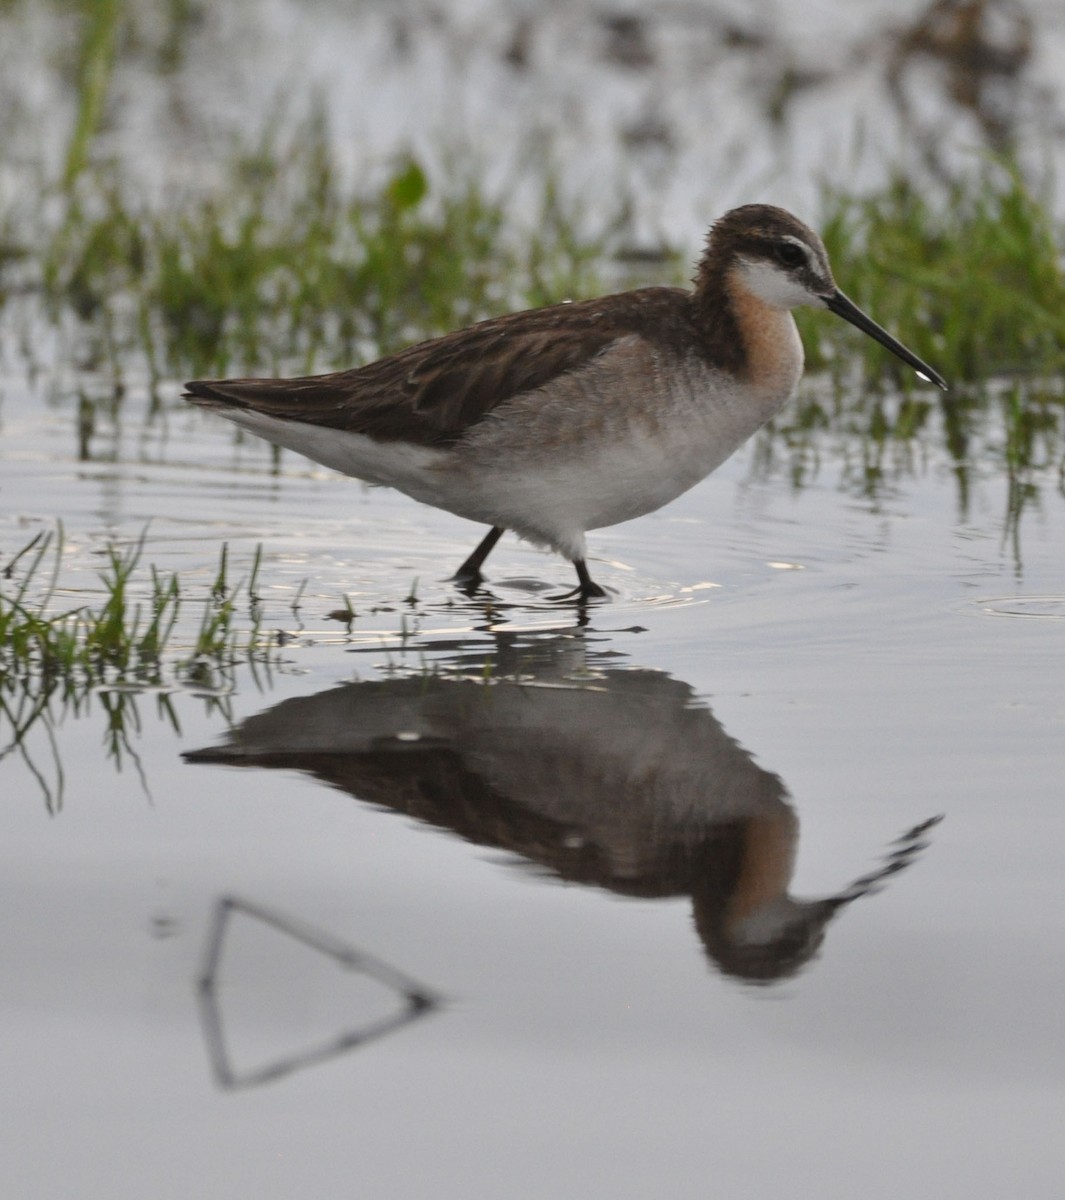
3, 362, 1064, 1197
4, 1, 1065, 1194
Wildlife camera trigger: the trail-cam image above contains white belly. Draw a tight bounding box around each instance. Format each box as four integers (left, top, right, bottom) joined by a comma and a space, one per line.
445, 341, 800, 559
201, 333, 802, 563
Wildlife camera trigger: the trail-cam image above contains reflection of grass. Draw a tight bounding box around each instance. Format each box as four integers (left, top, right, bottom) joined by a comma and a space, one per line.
0, 526, 275, 807
757, 372, 1064, 549
0, 525, 272, 685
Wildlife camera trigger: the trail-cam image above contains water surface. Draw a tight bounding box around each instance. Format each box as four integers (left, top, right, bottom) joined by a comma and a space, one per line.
2, 2, 1065, 1194
3, 365, 1063, 1198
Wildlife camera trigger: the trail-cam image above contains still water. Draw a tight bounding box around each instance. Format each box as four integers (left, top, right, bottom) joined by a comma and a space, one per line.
3, 1, 1065, 1195
2, 368, 1063, 1197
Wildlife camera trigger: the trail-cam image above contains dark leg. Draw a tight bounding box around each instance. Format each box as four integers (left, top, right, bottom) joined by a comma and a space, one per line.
550, 558, 608, 603
451, 526, 504, 590
576, 559, 607, 599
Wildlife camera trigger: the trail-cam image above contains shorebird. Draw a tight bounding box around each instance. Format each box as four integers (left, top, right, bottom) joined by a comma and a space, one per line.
185, 204, 947, 601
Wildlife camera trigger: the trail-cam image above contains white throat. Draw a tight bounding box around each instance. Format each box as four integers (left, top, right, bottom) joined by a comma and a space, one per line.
736, 257, 818, 311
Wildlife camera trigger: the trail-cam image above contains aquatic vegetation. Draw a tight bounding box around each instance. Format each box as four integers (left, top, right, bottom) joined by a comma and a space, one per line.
61, 0, 122, 190
0, 525, 273, 687
30, 121, 615, 384
0, 525, 280, 805
0, 1, 616, 378
3, 4, 1062, 403
771, 161, 1065, 518
11, 128, 1065, 402
1, 0, 1062, 403
798, 160, 1065, 387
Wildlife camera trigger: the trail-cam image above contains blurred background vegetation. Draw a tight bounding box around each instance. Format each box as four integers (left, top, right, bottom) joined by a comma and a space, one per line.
1, 0, 1063, 391
2, 0, 1064, 699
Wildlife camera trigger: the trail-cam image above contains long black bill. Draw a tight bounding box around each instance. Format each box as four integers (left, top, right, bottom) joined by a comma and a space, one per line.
824, 289, 948, 391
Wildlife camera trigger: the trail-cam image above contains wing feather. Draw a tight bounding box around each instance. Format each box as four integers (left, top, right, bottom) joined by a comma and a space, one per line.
185, 287, 696, 447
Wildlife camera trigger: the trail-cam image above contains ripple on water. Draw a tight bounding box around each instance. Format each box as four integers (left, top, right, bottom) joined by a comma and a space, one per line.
312, 576, 718, 645
966, 595, 1065, 619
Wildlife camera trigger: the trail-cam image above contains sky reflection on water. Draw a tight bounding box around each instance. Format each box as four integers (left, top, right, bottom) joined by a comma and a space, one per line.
3, 2, 1065, 1195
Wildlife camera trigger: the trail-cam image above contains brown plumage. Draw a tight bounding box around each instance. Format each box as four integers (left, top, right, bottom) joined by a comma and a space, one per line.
186, 288, 712, 449
186, 204, 946, 600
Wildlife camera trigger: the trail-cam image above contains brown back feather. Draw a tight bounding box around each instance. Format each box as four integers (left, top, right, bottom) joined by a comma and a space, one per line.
185, 287, 703, 447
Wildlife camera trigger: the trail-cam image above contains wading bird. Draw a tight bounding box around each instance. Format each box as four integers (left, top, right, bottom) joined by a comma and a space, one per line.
185, 204, 946, 601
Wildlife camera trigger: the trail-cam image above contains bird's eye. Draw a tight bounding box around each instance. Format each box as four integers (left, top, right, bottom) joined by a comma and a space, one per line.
774, 241, 806, 268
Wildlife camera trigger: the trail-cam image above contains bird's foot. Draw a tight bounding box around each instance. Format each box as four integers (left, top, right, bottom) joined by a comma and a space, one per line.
450, 527, 504, 595
450, 567, 487, 596
548, 580, 609, 604
547, 558, 609, 603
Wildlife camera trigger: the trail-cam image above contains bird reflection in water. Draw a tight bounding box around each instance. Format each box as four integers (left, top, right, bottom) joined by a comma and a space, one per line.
186, 633, 940, 985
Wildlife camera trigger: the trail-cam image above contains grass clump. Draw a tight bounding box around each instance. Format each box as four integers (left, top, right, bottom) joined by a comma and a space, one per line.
1, 525, 280, 806
34, 133, 1065, 397
799, 160, 1065, 388
0, 525, 271, 688
36, 117, 614, 384
764, 160, 1065, 514
1, 0, 615, 381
